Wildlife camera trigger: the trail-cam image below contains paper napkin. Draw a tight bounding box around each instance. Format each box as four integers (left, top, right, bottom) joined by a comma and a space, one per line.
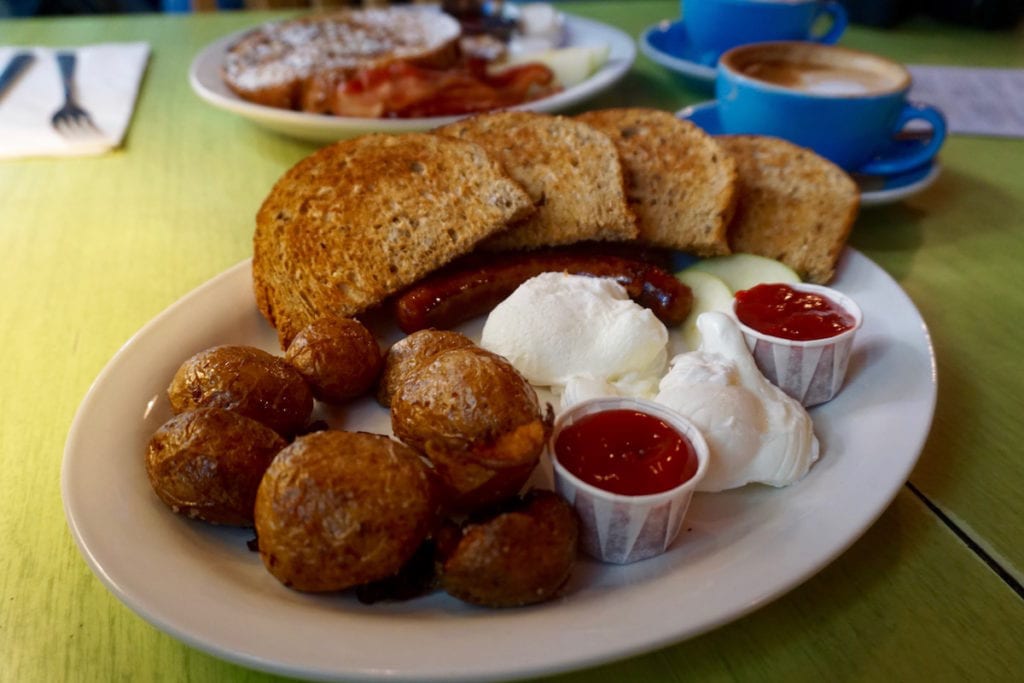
0, 42, 150, 160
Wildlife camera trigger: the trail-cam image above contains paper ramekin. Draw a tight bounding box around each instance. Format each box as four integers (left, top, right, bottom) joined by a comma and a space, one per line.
732, 283, 863, 407
550, 397, 709, 565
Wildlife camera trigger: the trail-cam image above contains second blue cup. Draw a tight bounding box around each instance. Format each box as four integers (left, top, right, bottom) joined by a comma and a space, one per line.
684, 0, 848, 65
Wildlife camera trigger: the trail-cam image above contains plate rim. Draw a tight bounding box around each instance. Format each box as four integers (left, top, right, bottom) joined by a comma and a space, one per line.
187, 11, 637, 140
62, 248, 937, 682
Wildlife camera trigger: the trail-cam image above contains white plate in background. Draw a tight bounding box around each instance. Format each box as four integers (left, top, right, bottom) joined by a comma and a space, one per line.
188, 13, 635, 144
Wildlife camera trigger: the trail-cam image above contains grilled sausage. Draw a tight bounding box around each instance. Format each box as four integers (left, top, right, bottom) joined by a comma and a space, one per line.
394, 251, 693, 333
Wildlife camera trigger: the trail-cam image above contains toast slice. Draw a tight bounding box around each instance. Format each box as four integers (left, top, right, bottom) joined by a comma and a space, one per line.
716, 135, 860, 284
575, 108, 736, 257
253, 132, 534, 347
434, 111, 638, 250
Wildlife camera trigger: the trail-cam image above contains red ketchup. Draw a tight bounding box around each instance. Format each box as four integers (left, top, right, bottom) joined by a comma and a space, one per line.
554, 410, 699, 496
734, 283, 855, 341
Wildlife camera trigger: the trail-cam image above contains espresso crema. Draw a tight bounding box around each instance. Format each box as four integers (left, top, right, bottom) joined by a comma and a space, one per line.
739, 59, 904, 96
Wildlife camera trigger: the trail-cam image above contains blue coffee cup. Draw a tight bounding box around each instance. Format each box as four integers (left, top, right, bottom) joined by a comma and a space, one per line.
684, 0, 848, 65
714, 42, 946, 175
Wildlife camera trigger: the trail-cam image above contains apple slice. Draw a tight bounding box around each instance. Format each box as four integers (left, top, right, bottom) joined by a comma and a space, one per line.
688, 254, 801, 293
675, 270, 733, 351
493, 45, 610, 89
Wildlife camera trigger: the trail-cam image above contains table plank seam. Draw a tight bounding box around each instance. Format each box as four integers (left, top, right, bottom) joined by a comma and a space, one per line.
907, 482, 1024, 600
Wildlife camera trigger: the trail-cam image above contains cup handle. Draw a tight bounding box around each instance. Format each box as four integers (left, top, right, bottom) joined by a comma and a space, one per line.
856, 103, 948, 177
811, 1, 848, 45
678, 101, 720, 133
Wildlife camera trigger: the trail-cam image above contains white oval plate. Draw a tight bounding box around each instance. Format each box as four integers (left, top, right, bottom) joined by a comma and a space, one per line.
63, 248, 936, 682
188, 12, 636, 143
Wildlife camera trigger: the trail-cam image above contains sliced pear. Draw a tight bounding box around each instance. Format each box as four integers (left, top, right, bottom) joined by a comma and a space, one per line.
688, 253, 801, 293
492, 44, 610, 88
675, 270, 734, 351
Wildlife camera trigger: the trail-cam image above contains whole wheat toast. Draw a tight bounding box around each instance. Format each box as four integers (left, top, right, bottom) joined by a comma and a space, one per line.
575, 108, 736, 257
716, 135, 860, 284
252, 132, 534, 347
434, 111, 638, 250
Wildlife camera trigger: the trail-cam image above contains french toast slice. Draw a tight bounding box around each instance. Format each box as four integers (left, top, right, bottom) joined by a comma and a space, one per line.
252, 132, 534, 347
434, 111, 638, 250
223, 7, 461, 110
576, 108, 736, 257
716, 135, 860, 284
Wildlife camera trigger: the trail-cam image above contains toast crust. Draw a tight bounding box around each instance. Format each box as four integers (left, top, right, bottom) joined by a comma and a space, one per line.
435, 111, 638, 250
253, 132, 534, 347
716, 135, 860, 284
576, 108, 736, 257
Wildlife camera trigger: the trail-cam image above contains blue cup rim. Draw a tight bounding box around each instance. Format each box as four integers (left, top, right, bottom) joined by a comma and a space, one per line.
718, 41, 911, 100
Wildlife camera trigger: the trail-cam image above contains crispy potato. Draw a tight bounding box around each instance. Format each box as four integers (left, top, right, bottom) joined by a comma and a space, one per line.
439, 490, 579, 607
254, 430, 439, 592
167, 345, 313, 436
145, 408, 286, 526
376, 329, 474, 407
390, 345, 550, 512
285, 317, 383, 403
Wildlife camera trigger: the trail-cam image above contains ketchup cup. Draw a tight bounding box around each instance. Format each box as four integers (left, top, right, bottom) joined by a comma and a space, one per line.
550, 397, 709, 565
731, 282, 863, 407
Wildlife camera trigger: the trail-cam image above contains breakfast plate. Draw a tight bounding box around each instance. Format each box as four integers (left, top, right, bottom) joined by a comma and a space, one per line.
188, 13, 636, 144
679, 100, 942, 206
63, 247, 935, 682
639, 19, 716, 88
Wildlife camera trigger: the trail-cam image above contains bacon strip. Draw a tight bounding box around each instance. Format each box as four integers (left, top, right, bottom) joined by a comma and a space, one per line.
322, 59, 558, 119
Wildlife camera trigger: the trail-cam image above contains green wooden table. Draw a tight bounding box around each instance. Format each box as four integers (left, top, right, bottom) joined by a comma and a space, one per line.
2, 2, 1023, 681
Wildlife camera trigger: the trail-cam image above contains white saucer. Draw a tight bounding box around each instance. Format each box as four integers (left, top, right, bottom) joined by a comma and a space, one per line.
638, 19, 716, 87
678, 101, 941, 206
853, 162, 941, 207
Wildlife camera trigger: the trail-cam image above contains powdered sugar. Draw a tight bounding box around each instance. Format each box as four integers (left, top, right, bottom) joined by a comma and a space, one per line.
224, 8, 461, 93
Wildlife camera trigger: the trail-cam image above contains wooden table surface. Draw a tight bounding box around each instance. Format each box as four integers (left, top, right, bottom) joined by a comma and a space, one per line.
1, 2, 1022, 681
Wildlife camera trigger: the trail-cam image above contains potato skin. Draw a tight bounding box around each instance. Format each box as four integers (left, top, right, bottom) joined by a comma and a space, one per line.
391, 345, 542, 455
376, 329, 474, 407
439, 490, 579, 607
254, 430, 439, 592
390, 345, 549, 512
167, 345, 313, 436
145, 408, 286, 526
285, 317, 383, 403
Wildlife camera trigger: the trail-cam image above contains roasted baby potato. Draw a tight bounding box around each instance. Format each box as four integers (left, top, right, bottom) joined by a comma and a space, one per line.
145, 407, 286, 526
254, 430, 439, 592
390, 345, 550, 513
167, 345, 313, 436
439, 490, 579, 607
376, 328, 474, 407
284, 317, 383, 403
